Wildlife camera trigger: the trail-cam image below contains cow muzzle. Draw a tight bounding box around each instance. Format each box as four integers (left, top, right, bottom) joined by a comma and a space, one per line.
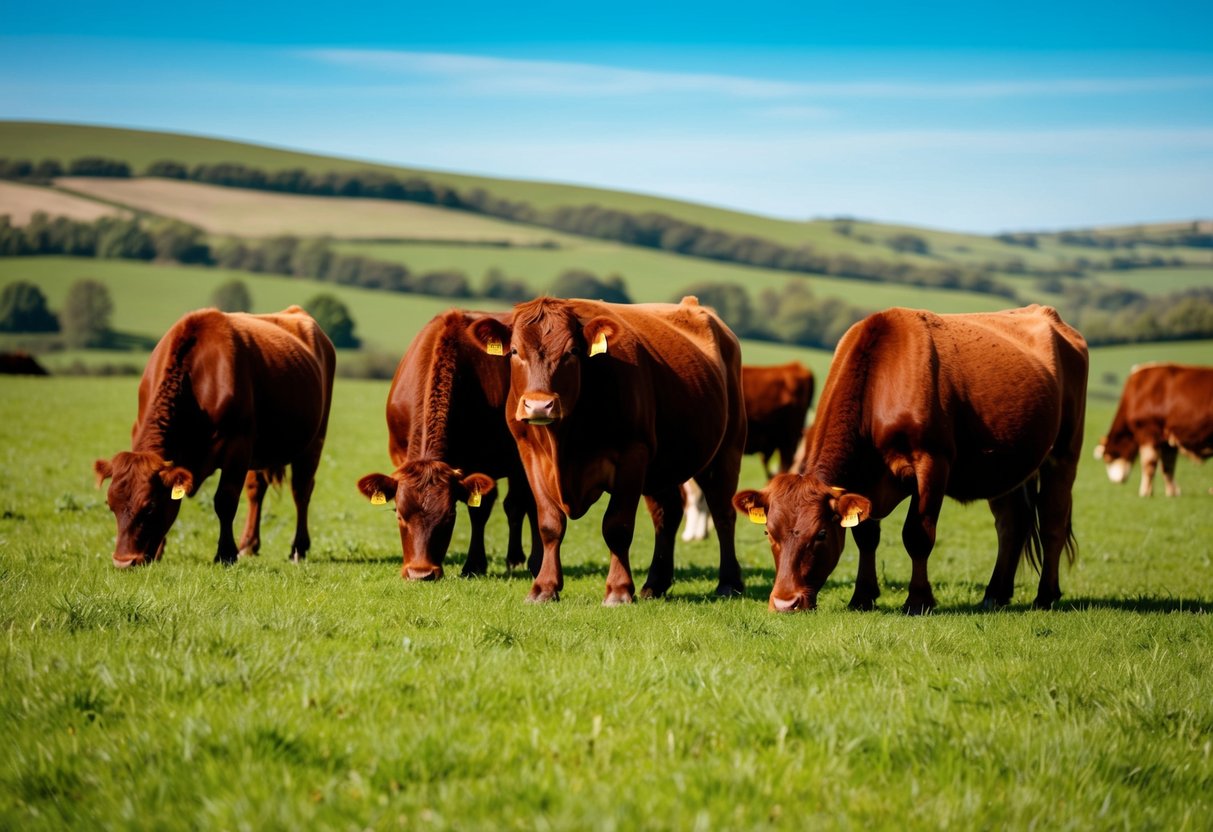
517, 393, 561, 426
1106, 459, 1131, 484
112, 553, 148, 568
768, 591, 816, 612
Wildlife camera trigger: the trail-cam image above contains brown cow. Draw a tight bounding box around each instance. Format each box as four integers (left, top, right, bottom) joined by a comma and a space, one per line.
734, 305, 1088, 613
356, 310, 539, 580
94, 307, 335, 567
682, 362, 814, 541
1095, 363, 1213, 497
470, 296, 747, 604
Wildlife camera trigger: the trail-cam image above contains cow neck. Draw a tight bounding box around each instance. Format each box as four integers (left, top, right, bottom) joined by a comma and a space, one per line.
133, 333, 203, 465
416, 327, 460, 460
805, 338, 879, 492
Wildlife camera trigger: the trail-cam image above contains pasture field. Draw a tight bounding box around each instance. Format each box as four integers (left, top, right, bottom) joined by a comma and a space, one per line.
0, 181, 128, 225
52, 178, 579, 246
2, 374, 1212, 831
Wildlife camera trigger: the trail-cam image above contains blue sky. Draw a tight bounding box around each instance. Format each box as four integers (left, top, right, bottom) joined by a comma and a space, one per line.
2, 1, 1212, 232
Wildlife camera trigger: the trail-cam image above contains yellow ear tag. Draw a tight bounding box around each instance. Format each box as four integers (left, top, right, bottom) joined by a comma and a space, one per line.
748, 506, 767, 524
486, 339, 503, 356
841, 509, 861, 528
171, 483, 186, 500
370, 491, 386, 505
468, 489, 482, 508
589, 332, 607, 356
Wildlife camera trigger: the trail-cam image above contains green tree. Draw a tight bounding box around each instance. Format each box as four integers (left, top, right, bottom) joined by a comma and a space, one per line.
148, 220, 210, 264
305, 293, 360, 348
62, 279, 114, 348
210, 280, 252, 313
550, 270, 632, 304
0, 281, 59, 332
673, 282, 754, 336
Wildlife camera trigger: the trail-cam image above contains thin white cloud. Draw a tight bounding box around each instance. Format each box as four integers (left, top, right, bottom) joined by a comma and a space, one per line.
301, 49, 1213, 100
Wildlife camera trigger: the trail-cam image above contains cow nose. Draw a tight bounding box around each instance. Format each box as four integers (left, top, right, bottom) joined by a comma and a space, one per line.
112, 554, 147, 568
525, 398, 554, 416
521, 396, 558, 424
405, 565, 443, 581
769, 592, 812, 612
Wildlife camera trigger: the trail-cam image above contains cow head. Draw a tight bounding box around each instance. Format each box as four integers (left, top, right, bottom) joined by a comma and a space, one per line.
734, 474, 870, 612
1093, 434, 1136, 484
357, 460, 495, 580
93, 452, 193, 567
468, 298, 613, 427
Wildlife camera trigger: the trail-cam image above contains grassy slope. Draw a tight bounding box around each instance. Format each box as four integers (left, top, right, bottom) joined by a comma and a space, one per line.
1, 378, 1211, 830
0, 121, 1085, 263
0, 180, 128, 224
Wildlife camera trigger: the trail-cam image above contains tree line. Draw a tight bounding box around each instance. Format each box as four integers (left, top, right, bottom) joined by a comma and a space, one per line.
0, 155, 1048, 296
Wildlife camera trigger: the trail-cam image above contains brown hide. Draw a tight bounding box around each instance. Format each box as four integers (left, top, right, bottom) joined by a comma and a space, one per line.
94, 307, 335, 567
356, 309, 538, 580
470, 296, 747, 604
735, 305, 1088, 613
1096, 363, 1213, 497
741, 362, 814, 476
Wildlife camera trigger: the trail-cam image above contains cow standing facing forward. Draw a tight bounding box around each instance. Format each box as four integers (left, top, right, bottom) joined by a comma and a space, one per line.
470, 296, 747, 605
95, 307, 335, 567
735, 305, 1088, 613
1095, 363, 1213, 497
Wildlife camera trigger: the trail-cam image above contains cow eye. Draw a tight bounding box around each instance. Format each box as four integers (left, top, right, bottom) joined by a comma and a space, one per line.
509, 348, 518, 356
814, 528, 828, 541
567, 346, 580, 357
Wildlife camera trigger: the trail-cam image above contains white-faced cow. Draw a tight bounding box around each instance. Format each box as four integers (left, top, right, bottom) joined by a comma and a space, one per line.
1095, 363, 1213, 497
735, 305, 1088, 613
95, 307, 335, 566
470, 296, 747, 605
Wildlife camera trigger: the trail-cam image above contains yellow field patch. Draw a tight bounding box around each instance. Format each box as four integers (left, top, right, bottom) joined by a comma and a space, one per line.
0, 180, 130, 225
54, 177, 572, 243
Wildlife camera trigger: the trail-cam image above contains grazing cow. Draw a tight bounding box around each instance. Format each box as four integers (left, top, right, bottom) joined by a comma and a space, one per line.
94, 307, 335, 567
734, 305, 1088, 613
0, 351, 49, 376
1095, 363, 1213, 497
470, 296, 747, 604
356, 310, 539, 580
682, 362, 814, 541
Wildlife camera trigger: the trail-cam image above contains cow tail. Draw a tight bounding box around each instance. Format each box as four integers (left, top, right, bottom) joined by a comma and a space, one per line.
1020, 475, 1044, 573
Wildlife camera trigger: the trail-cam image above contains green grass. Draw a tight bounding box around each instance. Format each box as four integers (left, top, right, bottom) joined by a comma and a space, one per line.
2, 369, 1213, 830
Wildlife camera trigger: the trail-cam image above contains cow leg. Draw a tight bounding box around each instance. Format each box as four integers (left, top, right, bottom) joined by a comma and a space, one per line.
697, 469, 746, 598
213, 465, 248, 565
1032, 459, 1079, 610
1138, 443, 1158, 497
287, 448, 322, 562
527, 502, 566, 603
1159, 444, 1181, 497
601, 488, 644, 606
640, 484, 684, 599
462, 486, 497, 577
848, 520, 882, 610
502, 479, 536, 572
238, 470, 270, 557
900, 456, 948, 614
983, 487, 1033, 609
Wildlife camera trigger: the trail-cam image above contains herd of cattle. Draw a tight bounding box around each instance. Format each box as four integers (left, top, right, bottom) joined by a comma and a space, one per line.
92, 300, 1213, 612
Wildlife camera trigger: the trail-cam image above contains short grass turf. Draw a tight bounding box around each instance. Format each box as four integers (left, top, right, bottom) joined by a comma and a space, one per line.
2, 376, 1212, 830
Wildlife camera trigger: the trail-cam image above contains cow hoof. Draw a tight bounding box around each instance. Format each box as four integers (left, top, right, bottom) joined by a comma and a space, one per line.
981, 596, 1010, 611
901, 601, 935, 616
214, 554, 238, 567
526, 588, 560, 604
714, 582, 745, 598
289, 552, 307, 564
461, 565, 488, 578
848, 597, 877, 611
639, 585, 669, 600
603, 590, 635, 606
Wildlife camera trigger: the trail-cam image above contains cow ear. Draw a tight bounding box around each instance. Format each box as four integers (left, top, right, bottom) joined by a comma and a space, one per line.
158, 466, 194, 499
94, 458, 113, 488
357, 473, 398, 505
830, 492, 872, 528
457, 473, 496, 507
733, 489, 769, 524
582, 317, 615, 357
468, 318, 512, 356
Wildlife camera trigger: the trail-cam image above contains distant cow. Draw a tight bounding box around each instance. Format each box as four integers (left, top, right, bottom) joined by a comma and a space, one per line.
1095, 363, 1213, 497
356, 310, 539, 580
94, 307, 335, 567
470, 296, 747, 604
734, 305, 1088, 613
0, 351, 49, 376
682, 362, 814, 541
